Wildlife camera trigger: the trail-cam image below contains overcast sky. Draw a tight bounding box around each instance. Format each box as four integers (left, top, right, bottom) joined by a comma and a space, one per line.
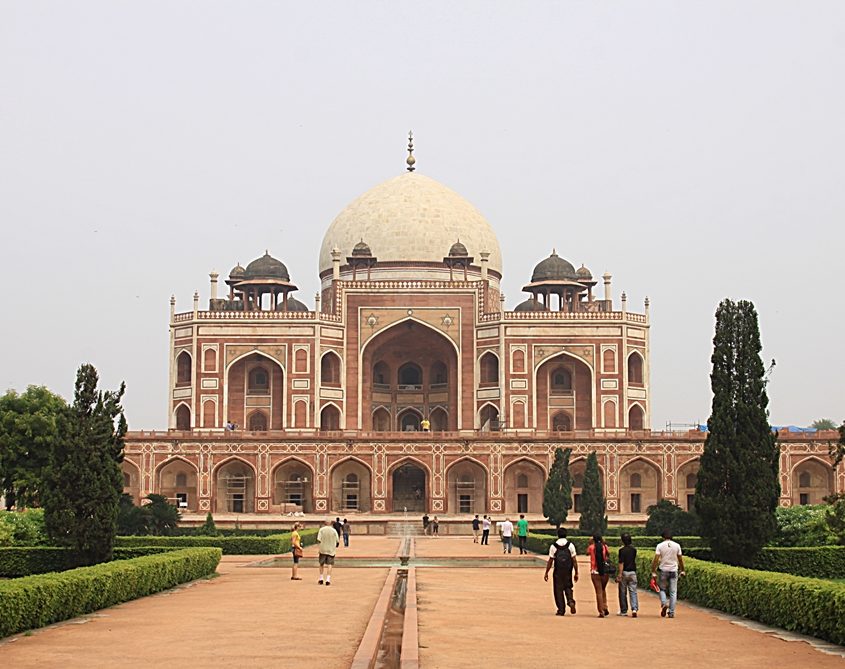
2, 2, 843, 430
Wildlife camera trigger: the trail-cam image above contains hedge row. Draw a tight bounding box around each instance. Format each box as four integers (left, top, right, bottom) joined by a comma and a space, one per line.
0, 548, 222, 638
525, 533, 706, 555
634, 552, 845, 645
114, 528, 319, 554
684, 546, 845, 580
0, 546, 179, 578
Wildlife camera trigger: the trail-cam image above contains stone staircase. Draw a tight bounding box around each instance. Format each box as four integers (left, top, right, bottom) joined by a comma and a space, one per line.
386, 520, 426, 536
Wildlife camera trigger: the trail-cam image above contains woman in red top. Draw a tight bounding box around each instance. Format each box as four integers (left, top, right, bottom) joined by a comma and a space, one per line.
587, 534, 611, 617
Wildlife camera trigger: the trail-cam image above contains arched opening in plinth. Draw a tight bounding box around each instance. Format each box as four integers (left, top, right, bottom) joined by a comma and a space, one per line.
390, 460, 428, 512
362, 319, 459, 431
536, 352, 593, 430
157, 457, 198, 511
272, 459, 314, 512
569, 458, 606, 513
373, 407, 391, 432
676, 459, 700, 512
330, 458, 372, 512
122, 460, 141, 505
214, 458, 256, 513
398, 407, 422, 432
446, 459, 487, 514
503, 459, 545, 514
792, 457, 834, 506
429, 407, 448, 432
619, 458, 661, 514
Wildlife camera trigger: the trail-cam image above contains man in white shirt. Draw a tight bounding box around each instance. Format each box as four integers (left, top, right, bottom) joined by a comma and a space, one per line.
544, 527, 579, 615
316, 519, 340, 586
500, 518, 514, 554
481, 515, 491, 545
650, 529, 686, 618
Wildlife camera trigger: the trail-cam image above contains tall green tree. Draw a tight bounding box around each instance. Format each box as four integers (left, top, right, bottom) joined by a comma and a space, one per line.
542, 447, 572, 528
828, 421, 845, 467
0, 386, 67, 509
578, 451, 607, 535
42, 364, 127, 564
695, 299, 780, 566
811, 418, 837, 430
144, 494, 181, 535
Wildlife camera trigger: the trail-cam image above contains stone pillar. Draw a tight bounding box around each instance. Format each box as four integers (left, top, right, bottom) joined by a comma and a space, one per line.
209, 271, 219, 300
621, 291, 627, 313
603, 272, 612, 308
480, 250, 490, 281
332, 247, 341, 281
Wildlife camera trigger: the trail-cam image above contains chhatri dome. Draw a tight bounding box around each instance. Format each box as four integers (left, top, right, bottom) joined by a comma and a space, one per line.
319, 137, 502, 279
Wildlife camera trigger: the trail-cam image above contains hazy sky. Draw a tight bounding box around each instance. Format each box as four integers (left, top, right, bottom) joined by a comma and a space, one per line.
2, 2, 843, 430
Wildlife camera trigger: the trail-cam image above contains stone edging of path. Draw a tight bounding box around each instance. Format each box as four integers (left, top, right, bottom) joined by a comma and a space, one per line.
350, 567, 399, 669
637, 590, 845, 659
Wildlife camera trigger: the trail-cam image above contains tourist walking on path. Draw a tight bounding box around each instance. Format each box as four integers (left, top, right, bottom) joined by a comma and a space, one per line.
342, 518, 350, 547
616, 533, 638, 617
422, 513, 430, 535
290, 522, 303, 580
587, 534, 611, 617
651, 529, 685, 618
516, 514, 529, 554
501, 518, 514, 554
432, 516, 440, 536
332, 517, 343, 544
544, 527, 578, 616
316, 519, 339, 586
472, 514, 480, 543
481, 515, 491, 545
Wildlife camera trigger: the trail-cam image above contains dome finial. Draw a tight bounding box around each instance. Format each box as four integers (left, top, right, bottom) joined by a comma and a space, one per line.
406, 130, 416, 172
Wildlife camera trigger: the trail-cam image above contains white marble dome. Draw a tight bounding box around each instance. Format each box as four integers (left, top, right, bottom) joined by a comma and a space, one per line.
320, 172, 502, 276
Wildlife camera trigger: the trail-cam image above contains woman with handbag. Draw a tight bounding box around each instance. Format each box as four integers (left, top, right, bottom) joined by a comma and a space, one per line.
587, 534, 611, 617
291, 522, 304, 580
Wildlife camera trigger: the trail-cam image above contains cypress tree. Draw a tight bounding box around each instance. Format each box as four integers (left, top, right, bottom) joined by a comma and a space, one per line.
695, 299, 780, 566
43, 364, 127, 565
578, 451, 607, 535
543, 447, 573, 528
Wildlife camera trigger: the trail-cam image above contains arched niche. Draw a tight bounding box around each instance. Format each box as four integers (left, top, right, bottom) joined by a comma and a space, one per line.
503, 459, 544, 514
628, 404, 645, 431
430, 407, 448, 432
214, 459, 256, 513
122, 460, 141, 505
272, 459, 314, 512
330, 459, 372, 512
320, 404, 341, 431
677, 459, 700, 512
390, 460, 428, 512
479, 404, 499, 432
536, 353, 593, 430
628, 352, 644, 385
446, 459, 488, 514
175, 404, 191, 431
479, 352, 499, 387
792, 458, 834, 506
619, 458, 661, 514
158, 458, 198, 511
176, 351, 192, 385
321, 351, 342, 387
226, 352, 284, 429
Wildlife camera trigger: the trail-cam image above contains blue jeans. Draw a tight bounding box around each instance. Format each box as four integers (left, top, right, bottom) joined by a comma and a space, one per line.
502, 536, 512, 553
659, 570, 678, 615
343, 533, 349, 547
618, 571, 639, 613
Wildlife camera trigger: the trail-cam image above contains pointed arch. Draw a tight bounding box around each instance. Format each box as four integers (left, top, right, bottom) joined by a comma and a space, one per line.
271, 456, 314, 512
224, 350, 286, 431
320, 402, 343, 431
176, 350, 192, 384
502, 457, 545, 514
478, 402, 500, 432
388, 456, 431, 512
429, 407, 448, 432
329, 456, 374, 512
213, 456, 257, 514
534, 350, 595, 431
156, 456, 199, 511
397, 406, 423, 431
479, 351, 499, 387
122, 459, 142, 505
173, 402, 191, 431
790, 456, 835, 505
618, 456, 661, 514
320, 350, 342, 387
627, 351, 644, 385
628, 402, 646, 430
446, 457, 489, 514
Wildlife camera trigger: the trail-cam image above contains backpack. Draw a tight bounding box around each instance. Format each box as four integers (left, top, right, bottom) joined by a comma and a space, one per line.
553, 539, 574, 572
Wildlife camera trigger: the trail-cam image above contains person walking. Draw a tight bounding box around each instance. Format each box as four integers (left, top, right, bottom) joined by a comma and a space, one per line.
342, 518, 350, 548
290, 522, 303, 581
332, 517, 343, 544
501, 518, 514, 554
432, 516, 439, 536
422, 513, 430, 535
544, 527, 578, 615
616, 533, 638, 617
650, 529, 686, 618
316, 519, 339, 586
516, 514, 529, 554
587, 534, 611, 617
472, 514, 480, 543
481, 515, 491, 545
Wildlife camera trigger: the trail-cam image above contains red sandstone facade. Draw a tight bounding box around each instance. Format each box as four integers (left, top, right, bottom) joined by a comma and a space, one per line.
123, 164, 843, 518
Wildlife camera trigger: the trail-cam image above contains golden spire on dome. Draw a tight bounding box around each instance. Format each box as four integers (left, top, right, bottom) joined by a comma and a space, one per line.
406, 130, 416, 172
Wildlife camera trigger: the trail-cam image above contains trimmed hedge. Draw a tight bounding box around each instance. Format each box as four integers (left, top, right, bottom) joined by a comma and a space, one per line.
634, 551, 845, 645
526, 533, 706, 555
0, 548, 222, 638
113, 529, 319, 555
684, 546, 845, 580
0, 546, 179, 578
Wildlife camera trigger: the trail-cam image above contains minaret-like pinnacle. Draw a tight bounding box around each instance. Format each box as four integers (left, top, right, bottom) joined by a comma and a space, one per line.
406, 130, 416, 172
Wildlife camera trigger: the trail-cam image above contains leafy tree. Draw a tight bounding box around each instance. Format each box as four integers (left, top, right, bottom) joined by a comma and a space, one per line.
0, 386, 67, 509
117, 494, 149, 536
824, 493, 845, 546
42, 364, 127, 564
542, 447, 572, 528
695, 299, 780, 566
578, 451, 607, 535
645, 499, 700, 536
811, 418, 837, 431
828, 421, 845, 468
771, 504, 835, 547
197, 512, 220, 536
0, 509, 48, 546
144, 494, 180, 535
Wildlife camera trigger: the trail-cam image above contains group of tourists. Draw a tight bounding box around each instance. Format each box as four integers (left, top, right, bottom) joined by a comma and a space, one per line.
544, 528, 686, 618
289, 518, 353, 585
421, 513, 440, 535
469, 514, 530, 554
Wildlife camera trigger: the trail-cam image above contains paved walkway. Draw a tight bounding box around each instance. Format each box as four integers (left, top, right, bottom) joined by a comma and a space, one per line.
1, 536, 842, 668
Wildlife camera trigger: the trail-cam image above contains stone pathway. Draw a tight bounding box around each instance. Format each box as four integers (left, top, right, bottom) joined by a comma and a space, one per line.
1, 536, 842, 668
